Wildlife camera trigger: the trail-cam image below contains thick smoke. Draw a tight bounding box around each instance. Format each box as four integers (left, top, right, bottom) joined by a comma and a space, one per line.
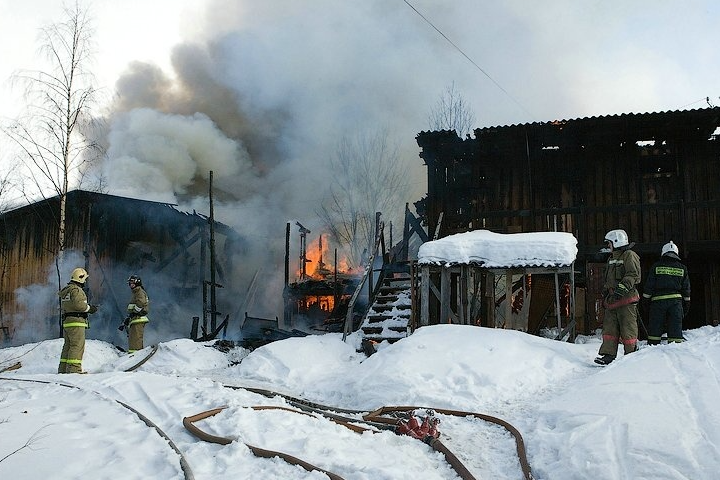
93, 1, 444, 324
90, 0, 715, 328
104, 108, 256, 203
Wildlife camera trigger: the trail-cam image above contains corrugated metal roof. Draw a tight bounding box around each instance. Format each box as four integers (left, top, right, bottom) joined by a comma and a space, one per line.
475, 106, 720, 132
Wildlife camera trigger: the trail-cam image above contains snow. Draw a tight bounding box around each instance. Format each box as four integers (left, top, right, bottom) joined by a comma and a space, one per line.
418, 230, 578, 268
2, 325, 720, 480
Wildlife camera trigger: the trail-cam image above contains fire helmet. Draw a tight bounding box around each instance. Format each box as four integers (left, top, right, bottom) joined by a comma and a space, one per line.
604, 229, 629, 248
128, 275, 142, 287
71, 267, 89, 284
661, 240, 679, 256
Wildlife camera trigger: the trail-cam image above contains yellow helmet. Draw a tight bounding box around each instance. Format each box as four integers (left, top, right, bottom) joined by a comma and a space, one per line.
70, 267, 89, 284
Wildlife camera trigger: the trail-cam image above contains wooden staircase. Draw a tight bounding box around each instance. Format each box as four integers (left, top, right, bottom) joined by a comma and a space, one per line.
360, 273, 412, 344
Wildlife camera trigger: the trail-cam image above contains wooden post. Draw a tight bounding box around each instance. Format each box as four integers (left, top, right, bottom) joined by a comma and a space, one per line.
441, 267, 451, 323
460, 265, 469, 324
421, 265, 430, 326
554, 271, 562, 331
505, 271, 512, 329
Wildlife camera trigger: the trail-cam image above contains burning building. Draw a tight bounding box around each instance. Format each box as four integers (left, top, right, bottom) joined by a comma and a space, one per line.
281, 222, 362, 332
0, 190, 245, 346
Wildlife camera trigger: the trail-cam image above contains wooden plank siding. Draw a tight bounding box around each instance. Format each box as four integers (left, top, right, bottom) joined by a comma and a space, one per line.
0, 190, 244, 344
416, 107, 720, 333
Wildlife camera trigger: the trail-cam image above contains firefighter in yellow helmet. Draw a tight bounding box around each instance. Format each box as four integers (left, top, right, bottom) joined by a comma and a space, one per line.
58, 267, 99, 373
120, 274, 149, 353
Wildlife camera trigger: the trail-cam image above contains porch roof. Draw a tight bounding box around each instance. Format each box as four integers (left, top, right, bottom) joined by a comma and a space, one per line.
418, 230, 578, 268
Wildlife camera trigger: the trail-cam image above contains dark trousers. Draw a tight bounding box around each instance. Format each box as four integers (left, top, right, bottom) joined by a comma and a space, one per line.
648, 299, 683, 344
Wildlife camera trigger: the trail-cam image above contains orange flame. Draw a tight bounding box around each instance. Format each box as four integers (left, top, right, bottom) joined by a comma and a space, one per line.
296, 234, 359, 280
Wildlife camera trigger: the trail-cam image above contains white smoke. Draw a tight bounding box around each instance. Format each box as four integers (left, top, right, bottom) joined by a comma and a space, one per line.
92, 0, 717, 321
104, 108, 255, 203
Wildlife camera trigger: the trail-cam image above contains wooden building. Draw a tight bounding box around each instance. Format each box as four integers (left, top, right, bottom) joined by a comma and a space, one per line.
415, 107, 720, 334
0, 190, 245, 344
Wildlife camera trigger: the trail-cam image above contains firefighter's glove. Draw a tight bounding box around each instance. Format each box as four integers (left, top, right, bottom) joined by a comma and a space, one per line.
614, 283, 630, 300
88, 304, 99, 314
683, 301, 690, 317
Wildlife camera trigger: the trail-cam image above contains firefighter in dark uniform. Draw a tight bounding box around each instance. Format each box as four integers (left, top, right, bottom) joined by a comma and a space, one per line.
642, 241, 691, 345
121, 275, 149, 353
58, 267, 98, 373
595, 229, 642, 365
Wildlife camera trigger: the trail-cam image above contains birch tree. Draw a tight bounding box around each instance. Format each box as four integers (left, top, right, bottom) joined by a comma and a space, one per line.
2, 1, 103, 260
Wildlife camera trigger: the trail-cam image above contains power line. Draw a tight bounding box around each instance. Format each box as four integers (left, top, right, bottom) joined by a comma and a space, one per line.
402, 0, 535, 120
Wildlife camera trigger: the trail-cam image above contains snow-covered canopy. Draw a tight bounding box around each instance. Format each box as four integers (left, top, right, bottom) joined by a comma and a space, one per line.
418, 230, 578, 268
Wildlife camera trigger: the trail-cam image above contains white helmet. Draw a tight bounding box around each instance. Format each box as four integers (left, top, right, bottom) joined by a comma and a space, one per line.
661, 240, 679, 256
604, 229, 629, 248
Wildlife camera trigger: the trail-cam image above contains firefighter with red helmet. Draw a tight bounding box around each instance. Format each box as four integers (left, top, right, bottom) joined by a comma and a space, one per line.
642, 241, 691, 345
58, 267, 99, 373
594, 229, 641, 365
121, 274, 150, 353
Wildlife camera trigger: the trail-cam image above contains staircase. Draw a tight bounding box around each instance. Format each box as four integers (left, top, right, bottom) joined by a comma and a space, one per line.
360, 273, 412, 345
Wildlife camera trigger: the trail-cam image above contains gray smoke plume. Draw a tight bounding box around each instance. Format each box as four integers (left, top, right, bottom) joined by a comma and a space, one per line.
91, 0, 712, 328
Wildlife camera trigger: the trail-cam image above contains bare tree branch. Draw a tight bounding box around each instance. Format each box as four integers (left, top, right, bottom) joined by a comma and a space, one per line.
316, 129, 409, 268
0, 425, 50, 463
428, 81, 476, 138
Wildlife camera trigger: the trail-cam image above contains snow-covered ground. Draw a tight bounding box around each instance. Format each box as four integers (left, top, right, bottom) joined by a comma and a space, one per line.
1, 324, 720, 480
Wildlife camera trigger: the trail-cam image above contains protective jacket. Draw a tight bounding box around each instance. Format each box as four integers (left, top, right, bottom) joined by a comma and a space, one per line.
59, 282, 91, 327
604, 247, 641, 300
127, 286, 150, 325
642, 252, 690, 303
643, 252, 690, 344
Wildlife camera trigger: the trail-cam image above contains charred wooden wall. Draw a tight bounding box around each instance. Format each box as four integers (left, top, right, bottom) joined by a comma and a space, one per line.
0, 190, 244, 343
416, 107, 720, 332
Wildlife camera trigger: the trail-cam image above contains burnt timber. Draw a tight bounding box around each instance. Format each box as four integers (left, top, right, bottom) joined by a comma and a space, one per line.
415, 107, 720, 333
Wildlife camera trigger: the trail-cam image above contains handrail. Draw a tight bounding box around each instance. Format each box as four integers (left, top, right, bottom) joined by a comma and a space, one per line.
342, 221, 384, 341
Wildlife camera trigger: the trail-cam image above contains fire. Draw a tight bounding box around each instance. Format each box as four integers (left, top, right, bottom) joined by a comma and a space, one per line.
296, 234, 359, 281
297, 295, 336, 315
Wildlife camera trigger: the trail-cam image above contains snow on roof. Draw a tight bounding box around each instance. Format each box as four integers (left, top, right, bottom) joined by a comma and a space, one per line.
418, 230, 578, 268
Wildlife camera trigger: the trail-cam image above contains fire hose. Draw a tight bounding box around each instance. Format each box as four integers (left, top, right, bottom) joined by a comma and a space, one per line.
0, 376, 195, 480
186, 384, 535, 480
123, 344, 159, 372
364, 405, 534, 480
183, 406, 348, 480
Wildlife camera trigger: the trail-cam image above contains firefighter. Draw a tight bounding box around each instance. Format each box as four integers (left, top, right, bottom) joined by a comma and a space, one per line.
594, 229, 641, 365
642, 241, 691, 345
58, 267, 99, 373
122, 274, 149, 353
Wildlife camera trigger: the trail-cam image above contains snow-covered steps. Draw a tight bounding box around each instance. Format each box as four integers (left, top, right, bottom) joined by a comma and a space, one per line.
360, 273, 412, 345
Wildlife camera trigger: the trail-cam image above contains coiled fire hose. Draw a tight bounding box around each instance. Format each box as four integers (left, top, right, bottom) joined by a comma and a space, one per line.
183, 406, 349, 480
186, 384, 534, 480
